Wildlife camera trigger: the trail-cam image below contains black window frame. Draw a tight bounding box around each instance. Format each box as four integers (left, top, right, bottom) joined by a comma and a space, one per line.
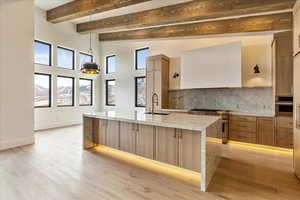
135, 47, 149, 70
106, 55, 116, 74
135, 76, 146, 108
79, 78, 93, 106
56, 75, 75, 107
105, 79, 116, 106
34, 40, 52, 66
79, 52, 93, 68
57, 46, 75, 70
34, 73, 52, 108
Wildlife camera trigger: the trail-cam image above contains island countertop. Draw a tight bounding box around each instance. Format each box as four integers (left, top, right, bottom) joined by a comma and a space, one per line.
83, 111, 220, 132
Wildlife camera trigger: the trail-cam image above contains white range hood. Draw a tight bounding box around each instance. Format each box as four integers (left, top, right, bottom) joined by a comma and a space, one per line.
180, 42, 242, 89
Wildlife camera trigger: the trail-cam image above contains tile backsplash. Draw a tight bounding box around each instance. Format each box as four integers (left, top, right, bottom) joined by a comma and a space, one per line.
169, 87, 274, 115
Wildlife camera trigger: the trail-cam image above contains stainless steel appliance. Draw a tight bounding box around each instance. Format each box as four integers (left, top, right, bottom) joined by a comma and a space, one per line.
188, 109, 229, 144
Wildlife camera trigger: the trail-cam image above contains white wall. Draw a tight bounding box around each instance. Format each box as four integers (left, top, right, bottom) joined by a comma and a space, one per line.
0, 0, 34, 150
34, 7, 102, 130
99, 34, 273, 113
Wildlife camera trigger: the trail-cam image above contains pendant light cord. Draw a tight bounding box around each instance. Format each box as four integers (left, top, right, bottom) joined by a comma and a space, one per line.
89, 15, 93, 55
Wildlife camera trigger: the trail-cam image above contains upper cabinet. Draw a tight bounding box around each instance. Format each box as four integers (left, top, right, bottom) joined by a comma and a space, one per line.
294, 2, 300, 56
146, 55, 170, 111
272, 31, 293, 97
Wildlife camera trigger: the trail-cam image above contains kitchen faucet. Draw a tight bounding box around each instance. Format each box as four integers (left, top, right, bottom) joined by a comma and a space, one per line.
151, 93, 159, 113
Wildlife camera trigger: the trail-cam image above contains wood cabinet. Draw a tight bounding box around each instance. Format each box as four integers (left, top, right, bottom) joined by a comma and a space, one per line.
272, 31, 293, 97
155, 127, 201, 172
96, 119, 107, 145
119, 122, 155, 158
275, 116, 293, 148
136, 124, 155, 159
228, 114, 293, 149
178, 129, 201, 172
146, 55, 170, 111
106, 120, 120, 149
229, 115, 257, 144
257, 117, 275, 146
155, 127, 178, 166
294, 1, 300, 56
120, 122, 136, 154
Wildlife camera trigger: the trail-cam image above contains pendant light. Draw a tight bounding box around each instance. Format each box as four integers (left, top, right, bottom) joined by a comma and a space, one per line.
81, 15, 100, 74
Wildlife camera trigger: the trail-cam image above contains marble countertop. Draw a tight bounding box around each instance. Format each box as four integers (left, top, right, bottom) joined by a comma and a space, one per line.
83, 111, 220, 132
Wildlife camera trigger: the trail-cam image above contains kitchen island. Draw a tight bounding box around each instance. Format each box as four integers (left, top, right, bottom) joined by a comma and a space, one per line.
83, 111, 221, 192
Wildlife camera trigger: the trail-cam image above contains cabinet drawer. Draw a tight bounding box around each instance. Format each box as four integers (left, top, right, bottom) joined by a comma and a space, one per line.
276, 136, 293, 148
229, 121, 256, 133
230, 115, 256, 122
229, 131, 257, 144
276, 127, 293, 138
276, 117, 293, 129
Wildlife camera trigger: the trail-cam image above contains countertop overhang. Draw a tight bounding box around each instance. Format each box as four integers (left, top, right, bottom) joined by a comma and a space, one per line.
83, 111, 220, 132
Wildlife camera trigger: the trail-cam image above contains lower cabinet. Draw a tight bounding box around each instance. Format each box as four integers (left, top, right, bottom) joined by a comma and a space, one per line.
93, 120, 208, 173
119, 122, 155, 159
275, 116, 293, 148
136, 124, 155, 159
97, 119, 107, 145
257, 117, 275, 146
120, 122, 136, 154
106, 120, 120, 149
155, 127, 178, 166
155, 127, 201, 172
229, 115, 293, 149
179, 130, 201, 172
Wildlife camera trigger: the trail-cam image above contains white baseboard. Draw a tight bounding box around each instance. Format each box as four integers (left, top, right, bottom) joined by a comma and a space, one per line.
34, 121, 82, 131
0, 136, 35, 151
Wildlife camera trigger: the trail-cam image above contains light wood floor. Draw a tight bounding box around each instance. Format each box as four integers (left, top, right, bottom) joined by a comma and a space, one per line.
1, 125, 300, 200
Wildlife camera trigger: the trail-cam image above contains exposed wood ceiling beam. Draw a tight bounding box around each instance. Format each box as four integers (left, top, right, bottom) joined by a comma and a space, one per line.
78, 0, 295, 34
47, 0, 152, 23
98, 12, 292, 41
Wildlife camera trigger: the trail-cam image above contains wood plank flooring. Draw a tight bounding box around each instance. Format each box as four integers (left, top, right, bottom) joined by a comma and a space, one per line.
0, 125, 300, 200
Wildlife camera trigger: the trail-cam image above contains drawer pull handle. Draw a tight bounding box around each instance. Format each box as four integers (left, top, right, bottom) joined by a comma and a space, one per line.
297, 104, 300, 129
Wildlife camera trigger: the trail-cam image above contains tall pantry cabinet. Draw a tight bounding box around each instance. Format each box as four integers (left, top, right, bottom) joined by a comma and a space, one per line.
146, 55, 170, 111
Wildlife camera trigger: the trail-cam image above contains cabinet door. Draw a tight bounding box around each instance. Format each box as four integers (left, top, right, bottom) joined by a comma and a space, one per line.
106, 120, 120, 149
136, 124, 155, 159
257, 117, 275, 146
274, 31, 293, 96
83, 117, 95, 149
119, 122, 136, 154
96, 119, 107, 145
179, 130, 201, 172
155, 127, 178, 166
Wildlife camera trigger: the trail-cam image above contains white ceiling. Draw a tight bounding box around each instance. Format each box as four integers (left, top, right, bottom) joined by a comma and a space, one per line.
35, 0, 74, 10
34, 0, 192, 24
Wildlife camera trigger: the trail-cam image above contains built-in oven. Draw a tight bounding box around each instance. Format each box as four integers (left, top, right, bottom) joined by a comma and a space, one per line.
188, 109, 229, 144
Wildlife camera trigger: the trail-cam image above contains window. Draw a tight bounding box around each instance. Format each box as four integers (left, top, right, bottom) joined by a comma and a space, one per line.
79, 52, 93, 69
106, 55, 116, 74
34, 73, 51, 108
135, 76, 146, 107
106, 79, 116, 106
79, 78, 93, 106
57, 76, 74, 106
34, 40, 51, 66
135, 48, 149, 70
57, 46, 75, 70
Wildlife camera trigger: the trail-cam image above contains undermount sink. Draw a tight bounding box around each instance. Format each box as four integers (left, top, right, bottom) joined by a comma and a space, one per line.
145, 112, 170, 116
